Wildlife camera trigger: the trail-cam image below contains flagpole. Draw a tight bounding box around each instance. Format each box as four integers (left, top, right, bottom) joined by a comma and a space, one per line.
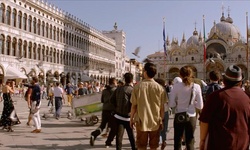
247, 12, 249, 80
203, 15, 206, 81
163, 17, 167, 80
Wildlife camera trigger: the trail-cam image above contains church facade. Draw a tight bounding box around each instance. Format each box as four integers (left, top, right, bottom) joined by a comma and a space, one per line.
147, 12, 250, 82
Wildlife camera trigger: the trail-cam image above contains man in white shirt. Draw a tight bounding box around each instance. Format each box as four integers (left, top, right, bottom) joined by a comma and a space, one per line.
53, 82, 64, 120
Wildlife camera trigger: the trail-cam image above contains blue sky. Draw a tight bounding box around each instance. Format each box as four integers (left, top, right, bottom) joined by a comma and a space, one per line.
48, 0, 250, 62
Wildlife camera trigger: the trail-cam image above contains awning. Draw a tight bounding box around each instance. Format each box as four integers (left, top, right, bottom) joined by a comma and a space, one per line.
5, 65, 27, 80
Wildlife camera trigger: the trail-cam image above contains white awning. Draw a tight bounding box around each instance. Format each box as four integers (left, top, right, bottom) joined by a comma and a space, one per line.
5, 65, 27, 80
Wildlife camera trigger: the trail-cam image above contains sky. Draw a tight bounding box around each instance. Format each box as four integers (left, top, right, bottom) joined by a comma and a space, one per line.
47, 0, 250, 62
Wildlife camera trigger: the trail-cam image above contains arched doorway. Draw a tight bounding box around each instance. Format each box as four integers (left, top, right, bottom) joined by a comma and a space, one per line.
168, 67, 180, 80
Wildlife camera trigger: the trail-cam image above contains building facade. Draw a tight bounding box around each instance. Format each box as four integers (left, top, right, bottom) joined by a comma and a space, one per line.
0, 0, 122, 85
147, 12, 250, 82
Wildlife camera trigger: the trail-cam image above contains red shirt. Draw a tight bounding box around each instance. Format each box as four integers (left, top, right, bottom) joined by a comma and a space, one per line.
199, 86, 250, 150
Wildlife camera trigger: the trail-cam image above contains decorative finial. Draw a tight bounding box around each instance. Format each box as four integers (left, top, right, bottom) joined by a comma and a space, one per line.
227, 6, 231, 17
114, 22, 117, 30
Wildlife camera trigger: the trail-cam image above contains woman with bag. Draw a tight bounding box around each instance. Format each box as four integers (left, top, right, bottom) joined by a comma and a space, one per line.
0, 81, 21, 132
169, 66, 203, 150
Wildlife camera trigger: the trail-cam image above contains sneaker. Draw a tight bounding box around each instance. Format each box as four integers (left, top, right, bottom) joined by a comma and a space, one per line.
90, 135, 95, 146
105, 143, 113, 148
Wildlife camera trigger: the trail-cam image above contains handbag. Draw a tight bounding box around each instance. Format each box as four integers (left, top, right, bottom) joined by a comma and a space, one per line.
175, 84, 194, 123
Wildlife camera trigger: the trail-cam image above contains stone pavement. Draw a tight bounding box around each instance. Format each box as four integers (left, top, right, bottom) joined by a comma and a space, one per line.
0, 95, 201, 150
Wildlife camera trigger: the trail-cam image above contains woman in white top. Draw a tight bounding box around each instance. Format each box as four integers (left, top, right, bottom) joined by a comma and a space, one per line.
169, 66, 203, 150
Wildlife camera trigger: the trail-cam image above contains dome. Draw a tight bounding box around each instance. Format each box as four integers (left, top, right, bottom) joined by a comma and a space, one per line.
209, 21, 241, 41
186, 34, 199, 47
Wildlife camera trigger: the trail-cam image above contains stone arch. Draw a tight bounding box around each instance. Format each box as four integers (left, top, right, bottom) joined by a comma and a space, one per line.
206, 43, 227, 60
168, 67, 180, 80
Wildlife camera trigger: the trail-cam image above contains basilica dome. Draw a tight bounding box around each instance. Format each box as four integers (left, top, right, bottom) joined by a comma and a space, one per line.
186, 29, 199, 47
209, 17, 241, 42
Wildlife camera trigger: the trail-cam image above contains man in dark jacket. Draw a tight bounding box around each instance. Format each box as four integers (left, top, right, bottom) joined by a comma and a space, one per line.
110, 72, 136, 150
90, 78, 117, 148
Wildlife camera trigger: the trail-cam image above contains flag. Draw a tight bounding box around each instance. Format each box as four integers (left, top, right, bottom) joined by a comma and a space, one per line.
163, 19, 167, 56
203, 15, 206, 63
246, 12, 249, 62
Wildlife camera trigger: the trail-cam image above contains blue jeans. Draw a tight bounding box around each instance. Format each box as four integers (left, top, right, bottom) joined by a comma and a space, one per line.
55, 97, 62, 118
160, 111, 169, 142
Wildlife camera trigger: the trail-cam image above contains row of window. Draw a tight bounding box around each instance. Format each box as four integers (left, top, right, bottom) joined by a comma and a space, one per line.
0, 3, 114, 59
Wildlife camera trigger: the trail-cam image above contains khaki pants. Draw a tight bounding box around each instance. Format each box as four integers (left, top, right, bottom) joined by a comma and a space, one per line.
67, 94, 72, 106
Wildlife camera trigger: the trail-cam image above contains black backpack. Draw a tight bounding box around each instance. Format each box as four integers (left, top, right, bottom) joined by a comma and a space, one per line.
205, 83, 221, 99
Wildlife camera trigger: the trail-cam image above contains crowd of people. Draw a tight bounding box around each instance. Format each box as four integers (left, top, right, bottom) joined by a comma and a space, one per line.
89, 62, 250, 150
0, 62, 249, 150
0, 77, 103, 133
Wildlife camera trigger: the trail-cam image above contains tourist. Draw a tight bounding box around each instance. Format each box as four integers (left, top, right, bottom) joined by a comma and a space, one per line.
155, 78, 169, 150
205, 70, 221, 102
65, 83, 73, 106
53, 82, 65, 120
30, 77, 42, 133
199, 65, 250, 150
110, 72, 136, 150
130, 62, 167, 150
0, 81, 20, 132
90, 78, 117, 148
169, 66, 203, 150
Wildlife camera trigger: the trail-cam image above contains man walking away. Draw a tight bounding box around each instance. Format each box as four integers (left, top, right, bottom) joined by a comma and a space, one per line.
90, 78, 117, 148
199, 65, 250, 150
110, 72, 136, 150
130, 62, 167, 150
30, 77, 41, 133
65, 83, 73, 107
53, 82, 65, 120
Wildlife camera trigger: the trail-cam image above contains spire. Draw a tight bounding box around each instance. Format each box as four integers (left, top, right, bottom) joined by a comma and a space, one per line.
226, 6, 233, 23
114, 22, 118, 30
193, 21, 198, 35
166, 35, 170, 45
182, 32, 186, 42
214, 20, 217, 33
199, 31, 202, 41
220, 2, 226, 21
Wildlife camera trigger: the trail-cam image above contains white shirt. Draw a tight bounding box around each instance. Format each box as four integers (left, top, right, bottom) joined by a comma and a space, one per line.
169, 82, 203, 117
53, 86, 64, 97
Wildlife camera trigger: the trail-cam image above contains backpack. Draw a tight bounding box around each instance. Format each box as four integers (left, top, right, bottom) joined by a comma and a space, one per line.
205, 83, 221, 99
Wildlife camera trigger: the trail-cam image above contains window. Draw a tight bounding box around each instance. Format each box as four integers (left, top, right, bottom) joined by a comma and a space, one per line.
37, 45, 41, 60
12, 38, 17, 56
41, 21, 45, 36
33, 17, 36, 34
37, 19, 40, 35
50, 24, 52, 39
23, 13, 27, 30
23, 41, 27, 58
6, 36, 11, 55
0, 34, 4, 54
33, 43, 36, 59
28, 42, 32, 59
28, 16, 32, 32
45, 23, 49, 38
0, 3, 5, 23
6, 6, 11, 25
191, 57, 194, 61
12, 9, 17, 27
18, 11, 22, 29
175, 57, 178, 62
18, 39, 22, 57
